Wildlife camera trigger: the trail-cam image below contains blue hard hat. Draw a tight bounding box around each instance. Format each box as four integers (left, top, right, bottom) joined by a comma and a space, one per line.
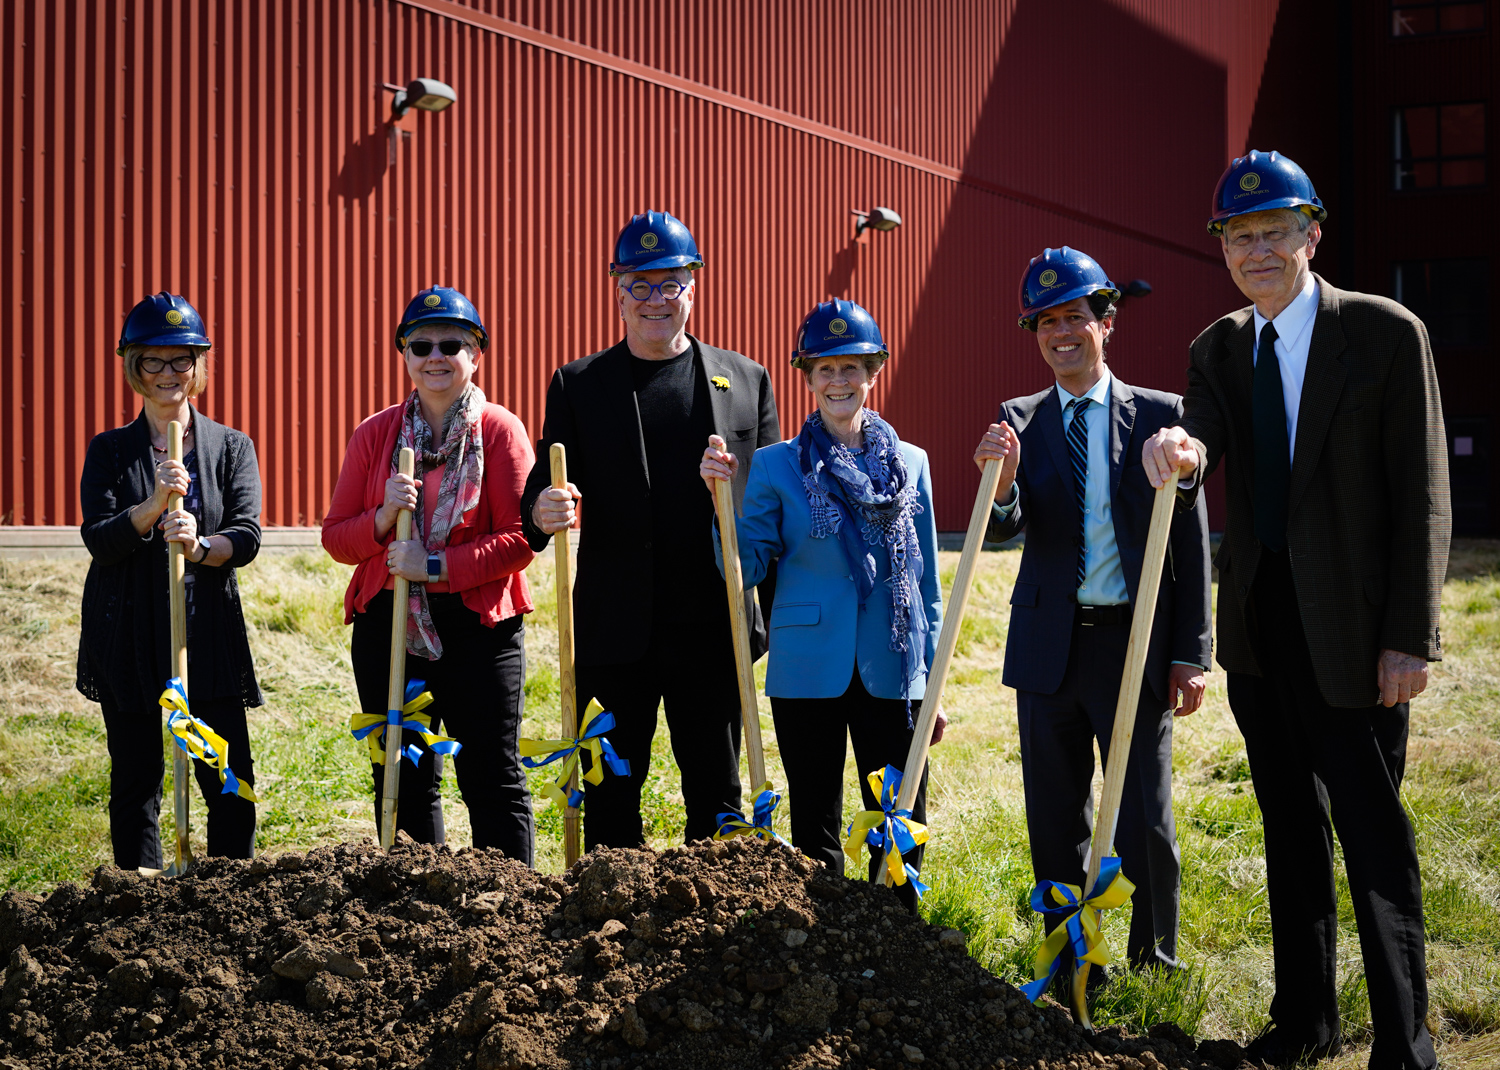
1207, 149, 1326, 236
116, 293, 211, 355
609, 211, 705, 276
394, 285, 489, 351
792, 299, 887, 366
1017, 248, 1120, 331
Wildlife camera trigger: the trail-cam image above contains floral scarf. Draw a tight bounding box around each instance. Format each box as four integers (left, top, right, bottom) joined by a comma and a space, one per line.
391, 383, 486, 659
796, 408, 926, 717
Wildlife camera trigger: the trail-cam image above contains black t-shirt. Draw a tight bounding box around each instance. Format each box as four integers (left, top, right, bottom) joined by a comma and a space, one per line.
629, 349, 720, 627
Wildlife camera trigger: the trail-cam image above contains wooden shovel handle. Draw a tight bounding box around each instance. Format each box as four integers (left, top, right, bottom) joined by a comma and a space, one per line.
551, 445, 582, 868
380, 447, 415, 851
879, 458, 1004, 884
166, 421, 192, 873
714, 471, 767, 789
1073, 469, 1179, 1027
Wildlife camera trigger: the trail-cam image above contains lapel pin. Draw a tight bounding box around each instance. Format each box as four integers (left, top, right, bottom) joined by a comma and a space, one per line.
710, 375, 730, 391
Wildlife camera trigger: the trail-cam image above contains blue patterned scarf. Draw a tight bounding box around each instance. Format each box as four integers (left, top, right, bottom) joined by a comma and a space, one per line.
796, 409, 926, 715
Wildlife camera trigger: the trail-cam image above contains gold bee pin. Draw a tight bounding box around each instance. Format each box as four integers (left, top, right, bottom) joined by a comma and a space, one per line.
710, 375, 730, 391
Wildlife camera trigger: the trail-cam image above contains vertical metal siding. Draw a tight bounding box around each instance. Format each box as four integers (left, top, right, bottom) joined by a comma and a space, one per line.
5, 0, 1277, 530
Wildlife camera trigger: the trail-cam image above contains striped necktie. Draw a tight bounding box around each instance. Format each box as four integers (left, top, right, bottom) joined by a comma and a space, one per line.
1066, 397, 1093, 589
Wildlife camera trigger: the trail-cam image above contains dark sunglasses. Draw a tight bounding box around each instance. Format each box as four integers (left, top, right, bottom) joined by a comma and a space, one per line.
407, 339, 467, 357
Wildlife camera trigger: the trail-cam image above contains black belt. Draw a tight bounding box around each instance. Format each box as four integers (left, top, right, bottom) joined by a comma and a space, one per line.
1076, 602, 1130, 626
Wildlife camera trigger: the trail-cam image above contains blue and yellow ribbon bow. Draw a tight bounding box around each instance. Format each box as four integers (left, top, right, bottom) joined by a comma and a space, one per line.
1018, 856, 1135, 1003
349, 679, 463, 766
713, 782, 786, 843
158, 677, 259, 802
843, 764, 929, 896
519, 700, 631, 809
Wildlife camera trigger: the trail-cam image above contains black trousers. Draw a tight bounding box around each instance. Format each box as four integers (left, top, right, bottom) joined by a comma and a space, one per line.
1015, 616, 1180, 969
1232, 548, 1434, 1070
99, 695, 257, 869
770, 669, 928, 914
575, 624, 742, 848
351, 589, 534, 864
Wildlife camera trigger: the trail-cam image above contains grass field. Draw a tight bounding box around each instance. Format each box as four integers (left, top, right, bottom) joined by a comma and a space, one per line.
1, 541, 1497, 1066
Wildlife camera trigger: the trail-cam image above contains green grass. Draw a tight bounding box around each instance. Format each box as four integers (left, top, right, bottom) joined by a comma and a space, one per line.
2, 541, 1499, 1064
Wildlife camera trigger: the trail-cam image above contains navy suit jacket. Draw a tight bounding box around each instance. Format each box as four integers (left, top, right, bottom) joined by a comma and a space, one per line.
986, 375, 1212, 699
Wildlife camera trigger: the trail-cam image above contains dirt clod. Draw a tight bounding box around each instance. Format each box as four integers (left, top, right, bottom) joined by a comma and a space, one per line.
0, 838, 1223, 1069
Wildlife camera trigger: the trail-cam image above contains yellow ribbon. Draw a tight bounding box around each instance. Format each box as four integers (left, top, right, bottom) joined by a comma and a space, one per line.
1020, 857, 1135, 1002
519, 700, 630, 810
842, 765, 929, 890
157, 678, 259, 802
348, 682, 462, 766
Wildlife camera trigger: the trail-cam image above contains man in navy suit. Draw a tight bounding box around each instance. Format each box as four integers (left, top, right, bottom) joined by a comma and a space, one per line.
973, 247, 1212, 977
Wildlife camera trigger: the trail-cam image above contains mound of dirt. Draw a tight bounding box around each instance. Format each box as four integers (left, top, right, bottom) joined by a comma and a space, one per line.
0, 837, 1256, 1070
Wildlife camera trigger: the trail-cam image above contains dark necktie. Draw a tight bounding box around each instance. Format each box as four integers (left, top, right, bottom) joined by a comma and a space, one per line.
1252, 320, 1289, 551
1065, 397, 1092, 588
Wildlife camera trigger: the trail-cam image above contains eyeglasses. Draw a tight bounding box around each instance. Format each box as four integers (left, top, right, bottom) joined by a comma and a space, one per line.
624, 279, 689, 302
407, 339, 468, 357
138, 355, 200, 374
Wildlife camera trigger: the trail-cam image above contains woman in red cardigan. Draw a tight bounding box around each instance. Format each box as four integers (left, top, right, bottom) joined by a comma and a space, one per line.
322, 286, 536, 861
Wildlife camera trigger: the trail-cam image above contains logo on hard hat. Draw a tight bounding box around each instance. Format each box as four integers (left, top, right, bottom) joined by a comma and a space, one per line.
1038, 269, 1058, 288
423, 294, 442, 308
1240, 172, 1261, 192
829, 318, 848, 336
164, 309, 185, 326
641, 232, 659, 250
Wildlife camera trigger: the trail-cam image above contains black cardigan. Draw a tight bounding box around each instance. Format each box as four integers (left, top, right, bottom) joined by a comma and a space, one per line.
76, 408, 264, 711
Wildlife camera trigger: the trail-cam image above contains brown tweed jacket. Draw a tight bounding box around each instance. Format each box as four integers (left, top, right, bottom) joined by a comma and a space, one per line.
1179, 275, 1450, 708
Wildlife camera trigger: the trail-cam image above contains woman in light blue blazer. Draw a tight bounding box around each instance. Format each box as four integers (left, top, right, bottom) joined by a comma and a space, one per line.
701, 299, 944, 911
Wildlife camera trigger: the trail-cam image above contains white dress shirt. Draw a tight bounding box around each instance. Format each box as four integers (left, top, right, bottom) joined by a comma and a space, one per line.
1252, 273, 1320, 463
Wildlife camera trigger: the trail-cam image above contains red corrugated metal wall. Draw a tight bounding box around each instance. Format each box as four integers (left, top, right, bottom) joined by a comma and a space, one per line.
2, 0, 1279, 529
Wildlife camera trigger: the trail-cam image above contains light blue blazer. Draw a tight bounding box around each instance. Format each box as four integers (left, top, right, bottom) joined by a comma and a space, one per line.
714, 438, 943, 700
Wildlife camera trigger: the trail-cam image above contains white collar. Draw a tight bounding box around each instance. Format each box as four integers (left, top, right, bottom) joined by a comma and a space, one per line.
1253, 272, 1319, 345
1057, 366, 1112, 409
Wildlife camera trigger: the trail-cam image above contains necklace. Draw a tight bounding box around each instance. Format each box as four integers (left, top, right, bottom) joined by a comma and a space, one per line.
151, 424, 193, 454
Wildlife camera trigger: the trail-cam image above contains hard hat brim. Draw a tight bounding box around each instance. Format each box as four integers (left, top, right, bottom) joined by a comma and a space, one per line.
609, 255, 705, 277
792, 341, 888, 363
115, 332, 211, 356
1207, 198, 1327, 236
1018, 285, 1122, 330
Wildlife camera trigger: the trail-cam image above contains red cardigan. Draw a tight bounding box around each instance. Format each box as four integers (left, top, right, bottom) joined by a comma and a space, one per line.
322, 401, 535, 627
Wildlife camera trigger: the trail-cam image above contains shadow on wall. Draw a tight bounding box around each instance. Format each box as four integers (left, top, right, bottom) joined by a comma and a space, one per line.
880, 0, 1234, 528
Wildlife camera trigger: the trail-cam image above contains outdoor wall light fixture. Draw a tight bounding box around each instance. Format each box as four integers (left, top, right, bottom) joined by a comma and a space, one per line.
383, 77, 457, 119
852, 206, 902, 239
1120, 279, 1153, 301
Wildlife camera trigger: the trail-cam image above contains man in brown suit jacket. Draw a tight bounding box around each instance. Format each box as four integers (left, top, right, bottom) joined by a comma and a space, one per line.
1144, 151, 1449, 1070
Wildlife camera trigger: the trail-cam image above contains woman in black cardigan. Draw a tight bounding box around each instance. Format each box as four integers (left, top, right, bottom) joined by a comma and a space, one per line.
77, 293, 264, 868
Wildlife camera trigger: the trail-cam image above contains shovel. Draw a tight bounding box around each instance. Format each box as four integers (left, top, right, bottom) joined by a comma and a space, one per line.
1068, 469, 1180, 1028
379, 447, 416, 850
875, 457, 1005, 888
712, 468, 769, 793
154, 420, 194, 877
550, 444, 583, 867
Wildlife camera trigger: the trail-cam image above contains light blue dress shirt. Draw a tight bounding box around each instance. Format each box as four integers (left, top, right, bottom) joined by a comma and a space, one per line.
996, 369, 1127, 605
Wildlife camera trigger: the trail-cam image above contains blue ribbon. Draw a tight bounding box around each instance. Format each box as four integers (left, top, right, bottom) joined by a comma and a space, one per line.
713, 782, 787, 843
349, 679, 463, 766
519, 702, 631, 808
842, 764, 930, 897
1018, 856, 1135, 1003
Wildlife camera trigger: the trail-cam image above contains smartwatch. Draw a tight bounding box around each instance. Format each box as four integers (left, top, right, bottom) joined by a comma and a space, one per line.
426, 553, 442, 581
193, 536, 212, 563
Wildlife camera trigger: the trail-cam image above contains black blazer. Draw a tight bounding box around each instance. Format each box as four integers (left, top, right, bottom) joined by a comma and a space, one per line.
77, 408, 264, 710
986, 376, 1212, 699
521, 336, 781, 667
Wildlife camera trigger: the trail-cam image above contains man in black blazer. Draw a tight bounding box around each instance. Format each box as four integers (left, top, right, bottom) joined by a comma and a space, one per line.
1145, 152, 1448, 1070
521, 211, 780, 848
974, 248, 1211, 979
